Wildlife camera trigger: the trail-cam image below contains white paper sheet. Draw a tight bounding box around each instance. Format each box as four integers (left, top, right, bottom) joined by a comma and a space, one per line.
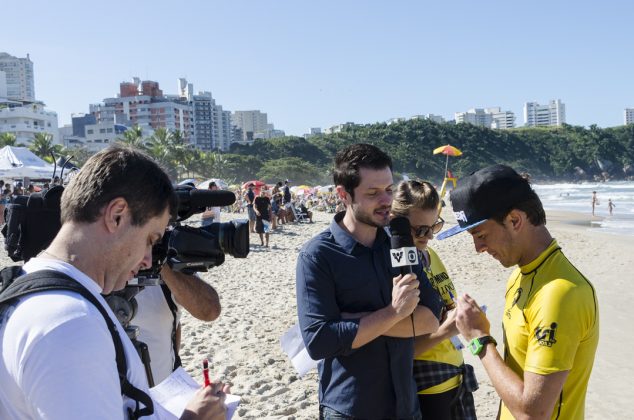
280, 323, 319, 377
150, 367, 240, 419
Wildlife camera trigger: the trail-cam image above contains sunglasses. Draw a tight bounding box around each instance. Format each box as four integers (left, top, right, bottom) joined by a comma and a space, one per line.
411, 217, 445, 238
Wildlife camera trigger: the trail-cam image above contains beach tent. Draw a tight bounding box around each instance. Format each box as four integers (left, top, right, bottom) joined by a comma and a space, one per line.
0, 146, 55, 180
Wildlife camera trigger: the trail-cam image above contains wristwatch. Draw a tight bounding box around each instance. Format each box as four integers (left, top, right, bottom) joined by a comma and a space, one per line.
468, 336, 497, 356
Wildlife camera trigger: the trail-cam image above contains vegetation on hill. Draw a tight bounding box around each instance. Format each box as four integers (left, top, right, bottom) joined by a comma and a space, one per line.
12, 119, 634, 185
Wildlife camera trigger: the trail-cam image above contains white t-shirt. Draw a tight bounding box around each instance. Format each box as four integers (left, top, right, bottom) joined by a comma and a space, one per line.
0, 258, 169, 419
134, 285, 182, 384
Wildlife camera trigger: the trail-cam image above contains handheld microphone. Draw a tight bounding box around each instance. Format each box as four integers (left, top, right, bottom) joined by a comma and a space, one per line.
389, 216, 420, 336
389, 216, 419, 275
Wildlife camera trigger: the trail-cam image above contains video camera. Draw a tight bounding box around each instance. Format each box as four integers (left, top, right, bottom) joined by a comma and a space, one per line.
2, 183, 250, 273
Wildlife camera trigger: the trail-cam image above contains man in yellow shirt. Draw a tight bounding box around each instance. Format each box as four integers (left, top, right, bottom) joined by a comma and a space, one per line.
438, 164, 599, 419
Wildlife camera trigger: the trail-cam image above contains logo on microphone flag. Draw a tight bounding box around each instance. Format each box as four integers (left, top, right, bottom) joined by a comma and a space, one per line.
390, 246, 419, 267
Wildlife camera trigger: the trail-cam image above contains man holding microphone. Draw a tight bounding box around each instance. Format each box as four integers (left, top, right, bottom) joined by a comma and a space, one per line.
296, 143, 442, 420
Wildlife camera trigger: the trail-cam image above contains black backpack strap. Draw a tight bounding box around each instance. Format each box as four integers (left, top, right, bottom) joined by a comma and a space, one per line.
0, 266, 25, 293
160, 283, 182, 370
0, 270, 154, 418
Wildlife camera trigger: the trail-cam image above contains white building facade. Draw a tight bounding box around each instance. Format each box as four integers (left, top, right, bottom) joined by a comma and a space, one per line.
0, 53, 35, 102
0, 101, 60, 145
523, 99, 566, 127
455, 107, 515, 129
624, 108, 634, 125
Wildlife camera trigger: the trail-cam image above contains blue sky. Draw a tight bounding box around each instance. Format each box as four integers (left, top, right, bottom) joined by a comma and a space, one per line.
4, 0, 633, 135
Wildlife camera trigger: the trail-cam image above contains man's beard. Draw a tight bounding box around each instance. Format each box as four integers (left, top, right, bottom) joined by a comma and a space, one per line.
350, 202, 390, 228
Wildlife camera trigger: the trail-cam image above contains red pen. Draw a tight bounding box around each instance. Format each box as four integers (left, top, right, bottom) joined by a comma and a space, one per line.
202, 359, 211, 387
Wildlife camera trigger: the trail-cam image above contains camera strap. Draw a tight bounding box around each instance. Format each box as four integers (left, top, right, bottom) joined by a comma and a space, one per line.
0, 269, 154, 419
160, 283, 182, 371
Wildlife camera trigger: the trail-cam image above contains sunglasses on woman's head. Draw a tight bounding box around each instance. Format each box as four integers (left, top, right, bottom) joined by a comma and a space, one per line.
411, 217, 445, 238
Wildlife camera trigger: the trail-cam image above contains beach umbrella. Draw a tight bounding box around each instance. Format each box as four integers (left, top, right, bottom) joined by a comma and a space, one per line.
433, 144, 463, 178
317, 185, 334, 194
178, 178, 198, 187
242, 180, 266, 195
197, 178, 229, 190
291, 185, 311, 196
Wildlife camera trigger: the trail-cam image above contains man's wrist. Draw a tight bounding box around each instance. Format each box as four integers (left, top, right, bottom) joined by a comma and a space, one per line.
468, 335, 497, 356
384, 304, 406, 323
464, 329, 489, 342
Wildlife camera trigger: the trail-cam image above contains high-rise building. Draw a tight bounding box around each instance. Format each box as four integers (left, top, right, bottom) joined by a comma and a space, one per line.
0, 53, 35, 102
523, 99, 566, 127
89, 78, 193, 143
188, 87, 234, 151
191, 91, 214, 151
625, 108, 634, 125
231, 110, 269, 141
0, 70, 7, 98
490, 108, 516, 129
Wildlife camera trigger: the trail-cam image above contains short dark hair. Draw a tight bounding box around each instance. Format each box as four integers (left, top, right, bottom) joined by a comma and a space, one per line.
489, 196, 546, 226
333, 143, 392, 198
61, 145, 176, 226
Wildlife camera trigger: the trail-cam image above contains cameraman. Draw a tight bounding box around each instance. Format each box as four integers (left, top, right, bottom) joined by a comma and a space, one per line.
134, 264, 221, 383
0, 146, 227, 419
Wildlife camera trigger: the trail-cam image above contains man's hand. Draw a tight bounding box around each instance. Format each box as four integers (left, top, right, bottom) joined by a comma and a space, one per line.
456, 293, 490, 341
180, 381, 230, 420
391, 274, 420, 318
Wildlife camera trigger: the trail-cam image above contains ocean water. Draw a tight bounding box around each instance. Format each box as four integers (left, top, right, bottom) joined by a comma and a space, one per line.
532, 182, 634, 236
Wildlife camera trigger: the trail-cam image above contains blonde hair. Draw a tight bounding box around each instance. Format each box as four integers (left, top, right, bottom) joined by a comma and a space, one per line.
391, 180, 439, 217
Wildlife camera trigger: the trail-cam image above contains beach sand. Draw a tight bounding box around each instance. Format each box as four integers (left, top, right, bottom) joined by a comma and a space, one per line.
1, 208, 629, 418
178, 208, 631, 419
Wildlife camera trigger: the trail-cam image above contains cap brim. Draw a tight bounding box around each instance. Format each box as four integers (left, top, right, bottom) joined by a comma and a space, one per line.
437, 219, 487, 240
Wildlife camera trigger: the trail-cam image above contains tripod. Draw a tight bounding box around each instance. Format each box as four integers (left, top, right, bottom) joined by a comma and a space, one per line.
105, 286, 156, 387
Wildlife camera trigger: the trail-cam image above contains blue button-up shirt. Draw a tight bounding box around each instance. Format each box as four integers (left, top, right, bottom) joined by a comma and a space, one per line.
296, 213, 443, 419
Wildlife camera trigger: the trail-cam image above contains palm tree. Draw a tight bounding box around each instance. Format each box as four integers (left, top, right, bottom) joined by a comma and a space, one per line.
116, 125, 146, 149
0, 132, 17, 147
201, 151, 227, 178
29, 133, 65, 162
146, 128, 185, 180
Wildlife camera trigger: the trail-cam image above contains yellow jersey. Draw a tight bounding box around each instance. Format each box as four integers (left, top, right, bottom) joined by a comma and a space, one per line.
501, 240, 599, 420
415, 247, 463, 394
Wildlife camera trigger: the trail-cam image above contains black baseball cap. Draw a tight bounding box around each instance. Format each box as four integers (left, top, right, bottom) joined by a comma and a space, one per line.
437, 164, 538, 240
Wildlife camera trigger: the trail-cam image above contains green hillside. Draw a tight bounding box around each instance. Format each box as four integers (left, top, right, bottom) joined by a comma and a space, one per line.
229, 120, 634, 185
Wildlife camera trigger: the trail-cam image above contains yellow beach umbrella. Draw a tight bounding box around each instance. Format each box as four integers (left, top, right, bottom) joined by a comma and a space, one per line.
433, 144, 462, 176
433, 144, 462, 157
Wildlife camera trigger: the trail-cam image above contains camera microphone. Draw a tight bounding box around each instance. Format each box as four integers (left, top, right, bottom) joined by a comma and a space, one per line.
389, 216, 419, 274
188, 190, 236, 208
174, 188, 236, 221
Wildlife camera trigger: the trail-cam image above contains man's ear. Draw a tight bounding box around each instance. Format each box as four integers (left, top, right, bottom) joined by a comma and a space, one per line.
335, 185, 350, 204
104, 197, 129, 233
506, 209, 525, 232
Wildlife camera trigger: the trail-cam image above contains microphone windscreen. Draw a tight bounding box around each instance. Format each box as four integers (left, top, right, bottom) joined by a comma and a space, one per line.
389, 216, 414, 248
188, 190, 236, 209
389, 216, 419, 270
